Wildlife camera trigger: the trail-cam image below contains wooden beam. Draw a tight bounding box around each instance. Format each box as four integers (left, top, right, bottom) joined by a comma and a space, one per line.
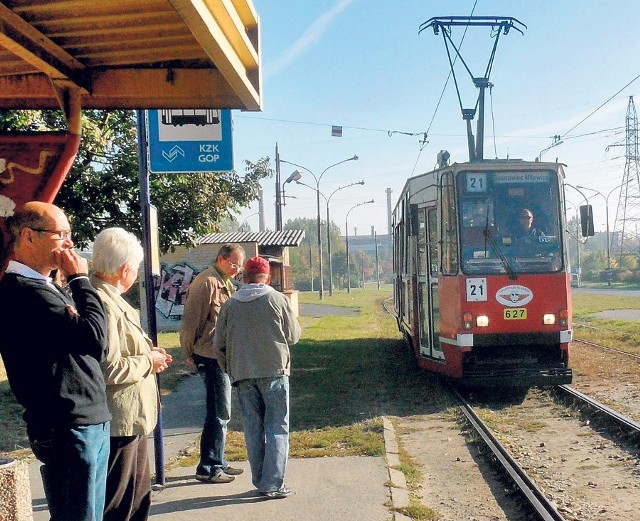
168, 0, 261, 110
0, 3, 89, 92
0, 68, 247, 109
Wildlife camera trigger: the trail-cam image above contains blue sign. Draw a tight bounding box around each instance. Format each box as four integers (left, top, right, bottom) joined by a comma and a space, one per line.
147, 109, 233, 173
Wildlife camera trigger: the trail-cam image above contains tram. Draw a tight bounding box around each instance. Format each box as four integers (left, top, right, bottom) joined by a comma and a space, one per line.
392, 16, 592, 386
392, 159, 575, 386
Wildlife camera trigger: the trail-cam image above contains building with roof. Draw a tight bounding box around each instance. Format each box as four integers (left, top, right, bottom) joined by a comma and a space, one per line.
157, 230, 305, 319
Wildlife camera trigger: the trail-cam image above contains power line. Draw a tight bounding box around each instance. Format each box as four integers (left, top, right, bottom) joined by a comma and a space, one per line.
234, 114, 425, 138
560, 74, 640, 139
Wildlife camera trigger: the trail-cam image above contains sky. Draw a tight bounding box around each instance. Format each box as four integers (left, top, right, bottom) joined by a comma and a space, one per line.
231, 0, 640, 237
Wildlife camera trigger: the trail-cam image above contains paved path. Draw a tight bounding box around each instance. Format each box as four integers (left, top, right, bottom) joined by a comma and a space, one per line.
28, 301, 409, 520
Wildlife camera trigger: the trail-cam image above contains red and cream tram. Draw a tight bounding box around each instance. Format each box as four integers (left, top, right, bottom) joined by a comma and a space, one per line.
392, 160, 574, 386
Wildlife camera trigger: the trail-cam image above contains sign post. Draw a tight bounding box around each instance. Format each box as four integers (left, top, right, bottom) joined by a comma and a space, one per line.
147, 109, 233, 173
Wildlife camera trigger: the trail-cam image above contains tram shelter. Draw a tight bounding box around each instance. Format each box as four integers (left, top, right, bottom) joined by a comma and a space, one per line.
0, 2, 263, 515
0, 0, 262, 266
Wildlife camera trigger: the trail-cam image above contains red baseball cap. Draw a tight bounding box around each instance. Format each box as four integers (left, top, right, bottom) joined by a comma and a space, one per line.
244, 256, 270, 275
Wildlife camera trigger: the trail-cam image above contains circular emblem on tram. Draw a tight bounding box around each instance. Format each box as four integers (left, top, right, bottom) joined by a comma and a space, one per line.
495, 285, 533, 307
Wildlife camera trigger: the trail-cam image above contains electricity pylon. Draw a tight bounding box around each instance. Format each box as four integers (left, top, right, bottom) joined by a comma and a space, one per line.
612, 96, 640, 259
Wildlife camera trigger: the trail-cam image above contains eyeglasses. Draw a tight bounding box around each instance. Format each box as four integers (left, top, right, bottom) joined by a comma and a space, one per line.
225, 258, 243, 271
29, 228, 72, 240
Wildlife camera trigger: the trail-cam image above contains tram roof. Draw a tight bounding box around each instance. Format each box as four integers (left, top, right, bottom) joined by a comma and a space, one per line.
0, 0, 262, 111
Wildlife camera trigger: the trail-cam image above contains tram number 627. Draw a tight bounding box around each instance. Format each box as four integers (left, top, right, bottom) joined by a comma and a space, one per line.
504, 308, 527, 320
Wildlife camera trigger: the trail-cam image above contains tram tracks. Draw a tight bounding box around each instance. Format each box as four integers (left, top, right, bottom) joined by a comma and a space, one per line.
450, 383, 640, 521
451, 385, 568, 520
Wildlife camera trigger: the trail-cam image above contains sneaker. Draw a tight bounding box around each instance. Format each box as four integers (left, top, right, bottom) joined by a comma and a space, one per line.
223, 465, 244, 476
195, 471, 235, 484
259, 485, 292, 499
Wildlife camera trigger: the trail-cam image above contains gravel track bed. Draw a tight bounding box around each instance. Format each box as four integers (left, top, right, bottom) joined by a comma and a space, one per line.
393, 342, 640, 520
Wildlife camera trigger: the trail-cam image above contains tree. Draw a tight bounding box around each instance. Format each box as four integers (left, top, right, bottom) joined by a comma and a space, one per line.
0, 110, 271, 252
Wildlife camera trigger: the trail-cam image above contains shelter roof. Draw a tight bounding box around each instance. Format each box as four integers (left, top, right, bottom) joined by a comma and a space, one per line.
0, 0, 262, 110
198, 230, 306, 247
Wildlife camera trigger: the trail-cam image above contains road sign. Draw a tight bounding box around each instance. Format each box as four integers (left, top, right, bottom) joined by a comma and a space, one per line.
146, 109, 233, 173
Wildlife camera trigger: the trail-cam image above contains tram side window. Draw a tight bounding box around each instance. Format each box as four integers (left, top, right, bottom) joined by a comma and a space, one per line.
441, 173, 459, 274
427, 208, 439, 276
417, 208, 427, 276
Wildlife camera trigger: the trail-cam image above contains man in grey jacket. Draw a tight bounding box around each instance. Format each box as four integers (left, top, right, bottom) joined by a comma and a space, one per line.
213, 256, 301, 499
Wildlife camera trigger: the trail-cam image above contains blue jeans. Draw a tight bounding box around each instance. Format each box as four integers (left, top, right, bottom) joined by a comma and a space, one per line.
236, 377, 289, 493
30, 422, 110, 521
193, 354, 231, 475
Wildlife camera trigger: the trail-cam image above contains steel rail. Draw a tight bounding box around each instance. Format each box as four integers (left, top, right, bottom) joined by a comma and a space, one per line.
573, 338, 640, 361
451, 388, 567, 521
555, 385, 640, 434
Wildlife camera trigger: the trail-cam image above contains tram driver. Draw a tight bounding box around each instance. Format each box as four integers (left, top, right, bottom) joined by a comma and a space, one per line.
514, 208, 545, 243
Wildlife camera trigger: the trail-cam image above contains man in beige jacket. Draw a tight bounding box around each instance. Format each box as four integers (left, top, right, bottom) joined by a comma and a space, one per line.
180, 243, 245, 483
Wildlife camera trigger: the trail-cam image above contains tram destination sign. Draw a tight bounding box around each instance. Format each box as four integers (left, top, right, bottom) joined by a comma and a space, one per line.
146, 109, 233, 173
494, 172, 548, 184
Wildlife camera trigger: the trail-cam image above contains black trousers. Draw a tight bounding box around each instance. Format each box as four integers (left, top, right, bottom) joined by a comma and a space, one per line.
104, 435, 151, 521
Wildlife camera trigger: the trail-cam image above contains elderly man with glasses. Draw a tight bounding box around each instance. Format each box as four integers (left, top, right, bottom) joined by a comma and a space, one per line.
0, 201, 111, 521
180, 242, 245, 483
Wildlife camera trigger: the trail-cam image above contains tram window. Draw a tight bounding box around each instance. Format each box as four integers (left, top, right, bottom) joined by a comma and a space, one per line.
417, 209, 427, 276
457, 169, 564, 274
441, 173, 459, 274
427, 208, 439, 275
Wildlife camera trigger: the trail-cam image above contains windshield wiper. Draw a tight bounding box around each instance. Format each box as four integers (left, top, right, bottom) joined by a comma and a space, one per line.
483, 226, 517, 280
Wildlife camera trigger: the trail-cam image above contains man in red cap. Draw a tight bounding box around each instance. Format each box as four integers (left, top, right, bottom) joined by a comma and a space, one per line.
213, 256, 301, 499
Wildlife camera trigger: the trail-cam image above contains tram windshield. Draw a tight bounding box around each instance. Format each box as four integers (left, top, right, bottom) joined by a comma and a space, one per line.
456, 169, 563, 275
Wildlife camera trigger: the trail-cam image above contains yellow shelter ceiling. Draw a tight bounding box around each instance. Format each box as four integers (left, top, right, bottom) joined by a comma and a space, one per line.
0, 0, 262, 111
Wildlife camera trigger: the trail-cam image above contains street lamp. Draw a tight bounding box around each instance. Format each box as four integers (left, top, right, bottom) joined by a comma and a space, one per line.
240, 212, 259, 231
280, 155, 359, 299
345, 200, 374, 293
294, 178, 365, 296
577, 184, 622, 283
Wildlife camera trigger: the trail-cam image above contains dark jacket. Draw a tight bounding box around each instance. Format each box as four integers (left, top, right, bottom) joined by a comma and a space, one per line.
0, 272, 111, 435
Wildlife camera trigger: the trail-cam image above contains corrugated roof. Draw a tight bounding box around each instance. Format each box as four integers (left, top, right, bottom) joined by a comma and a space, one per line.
198, 230, 306, 247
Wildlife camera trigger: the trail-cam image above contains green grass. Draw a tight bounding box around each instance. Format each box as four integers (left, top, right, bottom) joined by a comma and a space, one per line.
5, 289, 636, 456
572, 293, 640, 352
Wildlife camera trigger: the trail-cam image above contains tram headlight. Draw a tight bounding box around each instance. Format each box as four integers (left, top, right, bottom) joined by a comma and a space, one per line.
543, 313, 556, 325
476, 315, 489, 327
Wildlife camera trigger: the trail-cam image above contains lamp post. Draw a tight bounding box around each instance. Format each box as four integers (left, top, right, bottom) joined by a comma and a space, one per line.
565, 184, 593, 273
294, 179, 364, 296
345, 200, 374, 292
576, 184, 622, 278
565, 201, 580, 276
275, 144, 303, 230
280, 155, 358, 299
326, 181, 364, 295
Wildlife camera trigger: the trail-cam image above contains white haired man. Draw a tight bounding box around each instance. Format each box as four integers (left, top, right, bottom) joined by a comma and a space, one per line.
91, 227, 172, 521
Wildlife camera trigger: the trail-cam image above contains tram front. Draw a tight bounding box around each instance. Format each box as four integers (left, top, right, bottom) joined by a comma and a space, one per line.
441, 162, 573, 386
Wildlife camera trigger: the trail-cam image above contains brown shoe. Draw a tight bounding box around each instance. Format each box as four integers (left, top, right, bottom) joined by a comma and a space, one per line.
223, 465, 244, 476
195, 471, 235, 484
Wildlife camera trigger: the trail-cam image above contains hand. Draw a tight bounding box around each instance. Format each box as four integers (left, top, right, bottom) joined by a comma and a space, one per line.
53, 249, 88, 277
154, 347, 173, 364
185, 356, 195, 367
150, 350, 168, 373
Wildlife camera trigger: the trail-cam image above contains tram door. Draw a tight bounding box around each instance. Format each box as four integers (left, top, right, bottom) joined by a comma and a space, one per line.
418, 207, 444, 359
